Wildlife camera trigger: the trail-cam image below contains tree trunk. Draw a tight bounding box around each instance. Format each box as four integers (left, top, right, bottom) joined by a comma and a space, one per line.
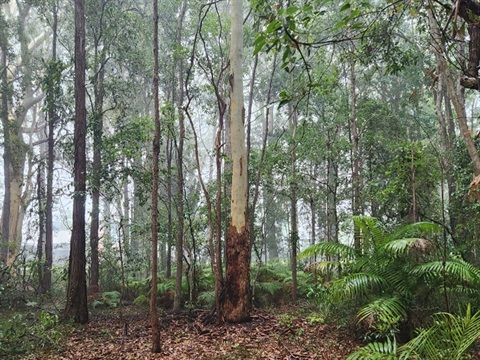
44, 0, 58, 293
89, 40, 106, 294
173, 0, 187, 313
150, 0, 161, 352
36, 162, 45, 292
221, 0, 251, 323
350, 60, 361, 250
64, 0, 88, 324
429, 8, 480, 174
289, 100, 298, 303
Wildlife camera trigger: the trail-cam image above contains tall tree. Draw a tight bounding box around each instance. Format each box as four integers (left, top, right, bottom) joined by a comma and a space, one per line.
221, 0, 251, 323
64, 0, 88, 324
44, 0, 59, 293
173, 0, 188, 313
150, 0, 161, 352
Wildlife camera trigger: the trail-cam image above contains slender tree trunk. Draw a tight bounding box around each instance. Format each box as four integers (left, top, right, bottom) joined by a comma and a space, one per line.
166, 137, 173, 278
64, 0, 88, 324
36, 162, 45, 292
289, 101, 298, 303
150, 0, 161, 352
222, 0, 251, 323
350, 60, 361, 250
173, 0, 187, 312
89, 43, 106, 293
44, 0, 58, 293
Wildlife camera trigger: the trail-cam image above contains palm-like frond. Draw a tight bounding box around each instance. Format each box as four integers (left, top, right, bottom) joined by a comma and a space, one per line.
357, 297, 408, 325
412, 258, 480, 285
347, 337, 410, 360
388, 222, 441, 242
385, 238, 433, 257
298, 241, 355, 260
330, 273, 387, 301
353, 215, 388, 250
402, 304, 480, 360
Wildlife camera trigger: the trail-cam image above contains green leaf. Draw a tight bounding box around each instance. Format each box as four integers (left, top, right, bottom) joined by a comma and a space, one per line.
340, 2, 351, 12
253, 35, 266, 55
285, 6, 299, 16
265, 19, 282, 33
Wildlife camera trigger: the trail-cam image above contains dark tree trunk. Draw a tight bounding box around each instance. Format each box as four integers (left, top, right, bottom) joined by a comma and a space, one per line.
64, 0, 88, 324
44, 0, 58, 293
37, 162, 45, 292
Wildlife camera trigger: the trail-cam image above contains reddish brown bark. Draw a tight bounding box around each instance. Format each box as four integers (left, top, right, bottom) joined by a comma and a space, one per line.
223, 224, 251, 323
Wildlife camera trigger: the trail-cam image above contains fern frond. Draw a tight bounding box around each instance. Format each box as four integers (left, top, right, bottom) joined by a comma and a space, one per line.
402, 304, 480, 360
388, 222, 440, 241
298, 242, 355, 260
385, 238, 432, 257
347, 337, 406, 360
330, 273, 387, 301
353, 215, 388, 249
412, 259, 480, 285
254, 281, 282, 295
357, 297, 407, 325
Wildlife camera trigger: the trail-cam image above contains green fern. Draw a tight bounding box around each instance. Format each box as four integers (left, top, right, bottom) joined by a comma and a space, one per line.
357, 297, 407, 325
330, 273, 387, 301
347, 337, 410, 360
254, 281, 283, 295
412, 258, 480, 285
298, 241, 355, 260
402, 304, 480, 360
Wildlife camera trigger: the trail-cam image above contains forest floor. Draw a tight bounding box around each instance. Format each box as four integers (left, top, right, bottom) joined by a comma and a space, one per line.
31, 306, 360, 359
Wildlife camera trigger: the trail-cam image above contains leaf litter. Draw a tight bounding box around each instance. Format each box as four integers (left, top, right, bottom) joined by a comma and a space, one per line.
30, 307, 359, 359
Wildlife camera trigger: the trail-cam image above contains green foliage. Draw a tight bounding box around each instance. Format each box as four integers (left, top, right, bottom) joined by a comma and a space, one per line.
93, 291, 121, 309
133, 294, 149, 307
403, 304, 480, 360
157, 279, 175, 295
299, 216, 448, 338
197, 291, 215, 307
347, 337, 407, 360
0, 310, 66, 358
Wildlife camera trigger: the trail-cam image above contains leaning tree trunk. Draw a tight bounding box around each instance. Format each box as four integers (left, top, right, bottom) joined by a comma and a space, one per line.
431, 4, 480, 174
221, 0, 251, 323
64, 0, 88, 324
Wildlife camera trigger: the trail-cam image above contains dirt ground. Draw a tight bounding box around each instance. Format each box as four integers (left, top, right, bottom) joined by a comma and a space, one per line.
31, 307, 360, 359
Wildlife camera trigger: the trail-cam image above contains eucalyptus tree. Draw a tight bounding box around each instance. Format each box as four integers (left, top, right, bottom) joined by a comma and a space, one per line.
221, 0, 251, 323
1, 1, 47, 265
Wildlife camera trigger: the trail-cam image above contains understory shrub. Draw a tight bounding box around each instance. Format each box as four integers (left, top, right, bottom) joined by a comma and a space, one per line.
0, 310, 67, 358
